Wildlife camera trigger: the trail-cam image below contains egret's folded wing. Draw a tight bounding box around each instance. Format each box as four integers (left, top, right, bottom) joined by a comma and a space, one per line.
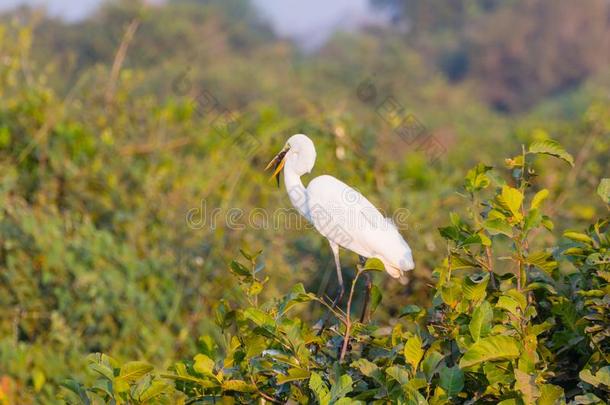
306, 175, 405, 260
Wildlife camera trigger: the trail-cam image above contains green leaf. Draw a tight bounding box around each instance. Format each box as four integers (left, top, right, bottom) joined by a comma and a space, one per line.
596, 178, 610, 204
239, 249, 253, 260
138, 379, 173, 402
248, 281, 263, 296
229, 260, 251, 277
193, 354, 215, 376
496, 289, 526, 316
242, 308, 275, 328
335, 399, 360, 405
538, 384, 564, 405
528, 139, 574, 166
450, 255, 478, 270
462, 273, 489, 302
278, 283, 317, 315
514, 369, 540, 404
439, 225, 460, 241
351, 359, 380, 379
496, 295, 521, 316
524, 209, 542, 231
370, 284, 382, 315
573, 393, 604, 404
404, 334, 425, 372
386, 366, 410, 385
403, 384, 428, 405
525, 282, 557, 295
222, 380, 255, 392
399, 304, 423, 318
469, 301, 493, 341
531, 189, 549, 209
465, 163, 493, 193
441, 282, 462, 307
524, 251, 557, 274
563, 231, 594, 245
580, 366, 610, 388
32, 368, 45, 392
596, 366, 610, 387
497, 185, 524, 217
61, 380, 91, 403
483, 218, 513, 237
116, 361, 153, 385
309, 372, 330, 405
484, 362, 514, 386
497, 400, 519, 405
439, 365, 464, 397
87, 362, 114, 381
329, 374, 353, 402
277, 368, 310, 384
459, 335, 521, 368
421, 350, 443, 381
363, 257, 385, 272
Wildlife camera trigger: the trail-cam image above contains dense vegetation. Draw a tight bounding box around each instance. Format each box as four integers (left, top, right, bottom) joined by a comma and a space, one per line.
0, 0, 608, 403
64, 148, 610, 403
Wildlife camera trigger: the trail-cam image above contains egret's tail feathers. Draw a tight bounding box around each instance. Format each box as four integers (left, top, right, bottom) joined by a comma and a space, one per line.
386, 266, 409, 285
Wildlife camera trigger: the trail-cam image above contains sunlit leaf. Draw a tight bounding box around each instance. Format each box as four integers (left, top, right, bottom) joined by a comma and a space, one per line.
514, 369, 540, 404
483, 218, 513, 237
193, 354, 215, 376
563, 231, 594, 245
528, 139, 574, 166
596, 178, 610, 204
222, 380, 255, 392
459, 336, 520, 368
363, 257, 385, 272
469, 301, 493, 341
309, 372, 330, 405
497, 185, 524, 217
531, 189, 549, 209
404, 335, 425, 372
329, 374, 353, 402
538, 384, 564, 405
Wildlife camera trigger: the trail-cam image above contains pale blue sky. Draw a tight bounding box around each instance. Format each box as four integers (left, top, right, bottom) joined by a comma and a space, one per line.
0, 0, 378, 48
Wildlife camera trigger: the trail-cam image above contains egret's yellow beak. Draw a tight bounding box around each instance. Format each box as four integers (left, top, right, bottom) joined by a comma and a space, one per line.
265, 146, 289, 188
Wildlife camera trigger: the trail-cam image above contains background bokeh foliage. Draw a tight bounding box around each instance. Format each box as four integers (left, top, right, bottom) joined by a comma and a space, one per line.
0, 0, 608, 403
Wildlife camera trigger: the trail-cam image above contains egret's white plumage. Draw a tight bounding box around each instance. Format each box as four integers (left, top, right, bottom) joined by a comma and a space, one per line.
267, 134, 414, 287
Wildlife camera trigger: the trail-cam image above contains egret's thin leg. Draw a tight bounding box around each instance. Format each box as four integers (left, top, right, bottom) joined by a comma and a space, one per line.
360, 271, 372, 323
318, 242, 344, 334
330, 241, 344, 308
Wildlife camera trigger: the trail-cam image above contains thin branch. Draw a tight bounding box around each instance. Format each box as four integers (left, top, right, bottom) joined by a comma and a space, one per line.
105, 18, 140, 105
249, 375, 282, 404
339, 267, 363, 361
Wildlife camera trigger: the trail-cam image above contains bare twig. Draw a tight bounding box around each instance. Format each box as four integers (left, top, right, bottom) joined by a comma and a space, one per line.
17, 71, 94, 163
339, 267, 363, 361
105, 18, 140, 105
249, 375, 282, 404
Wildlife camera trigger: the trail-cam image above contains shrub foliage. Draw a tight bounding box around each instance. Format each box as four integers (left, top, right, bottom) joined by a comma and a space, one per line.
63, 143, 609, 404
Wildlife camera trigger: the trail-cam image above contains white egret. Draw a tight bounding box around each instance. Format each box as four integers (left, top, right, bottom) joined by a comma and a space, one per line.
265, 134, 414, 316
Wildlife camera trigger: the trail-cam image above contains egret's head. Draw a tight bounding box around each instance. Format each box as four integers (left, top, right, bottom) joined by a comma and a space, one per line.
265, 134, 316, 186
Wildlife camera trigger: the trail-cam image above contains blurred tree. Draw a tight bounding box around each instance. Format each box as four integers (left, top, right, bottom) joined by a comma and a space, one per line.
371, 0, 610, 111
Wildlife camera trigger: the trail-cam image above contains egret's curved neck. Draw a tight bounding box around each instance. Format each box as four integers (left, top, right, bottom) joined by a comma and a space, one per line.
283, 161, 310, 222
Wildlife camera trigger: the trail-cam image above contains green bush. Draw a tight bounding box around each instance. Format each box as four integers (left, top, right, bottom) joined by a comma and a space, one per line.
63, 142, 609, 404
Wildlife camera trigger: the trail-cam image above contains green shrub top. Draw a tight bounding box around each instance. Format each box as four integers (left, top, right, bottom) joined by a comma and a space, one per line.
63, 142, 610, 404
